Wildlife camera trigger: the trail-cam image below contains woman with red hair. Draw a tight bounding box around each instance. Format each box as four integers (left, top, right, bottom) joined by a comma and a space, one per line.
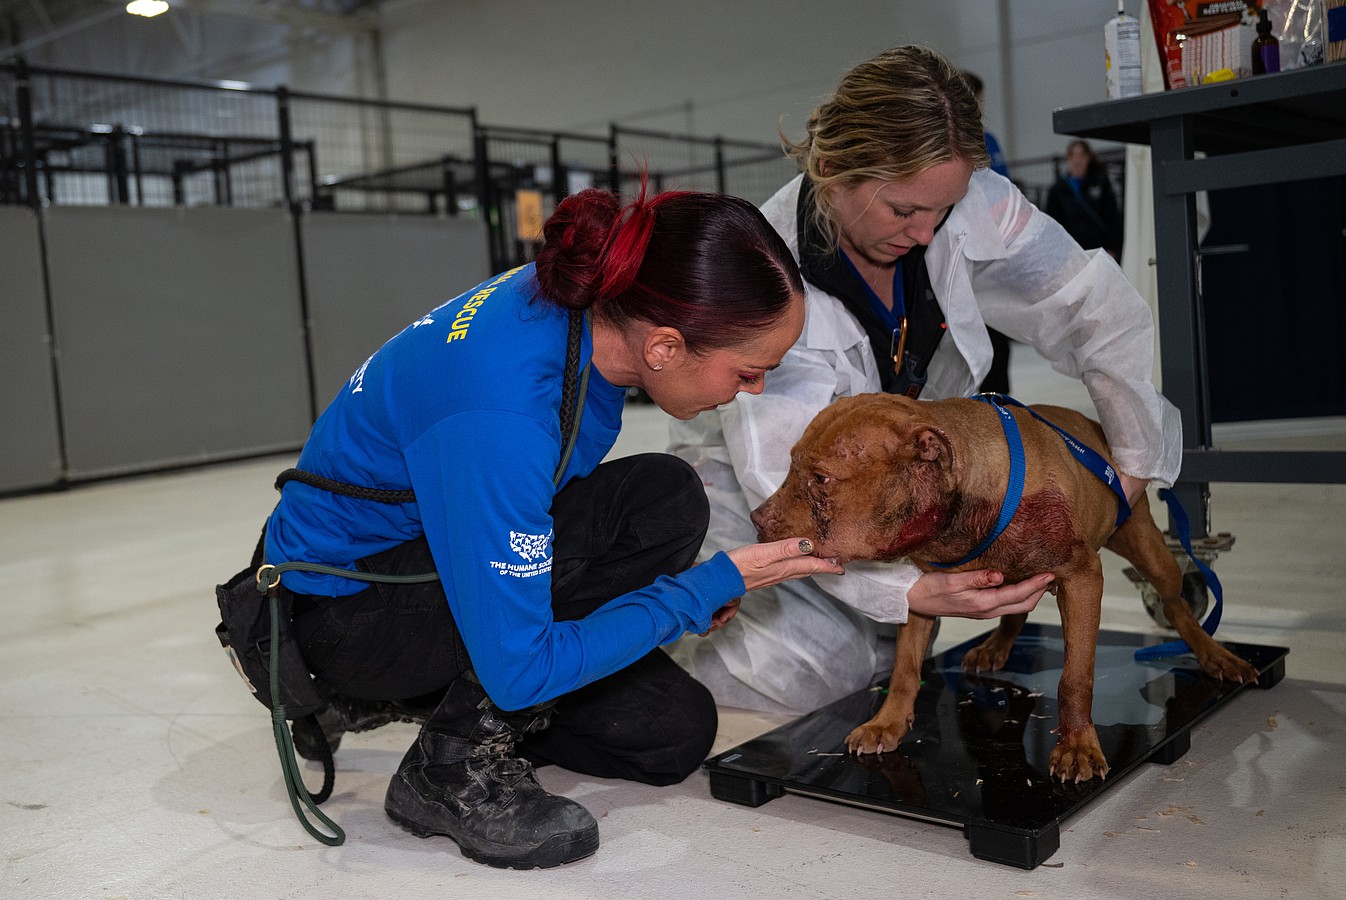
225, 184, 834, 869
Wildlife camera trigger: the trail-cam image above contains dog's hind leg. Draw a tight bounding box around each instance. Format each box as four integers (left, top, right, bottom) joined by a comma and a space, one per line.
961, 612, 1028, 673
1107, 503, 1258, 685
845, 613, 937, 756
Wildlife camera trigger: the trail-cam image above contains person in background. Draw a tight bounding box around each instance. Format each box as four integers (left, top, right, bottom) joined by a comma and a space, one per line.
666, 45, 1180, 716
962, 69, 1011, 393
1045, 138, 1124, 260
232, 184, 841, 869
962, 70, 1010, 179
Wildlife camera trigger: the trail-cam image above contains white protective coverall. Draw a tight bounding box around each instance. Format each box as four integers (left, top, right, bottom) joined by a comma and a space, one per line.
665, 169, 1183, 715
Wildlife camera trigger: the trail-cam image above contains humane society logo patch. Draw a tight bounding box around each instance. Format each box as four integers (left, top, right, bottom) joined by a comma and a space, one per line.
489, 528, 553, 578
509, 530, 551, 561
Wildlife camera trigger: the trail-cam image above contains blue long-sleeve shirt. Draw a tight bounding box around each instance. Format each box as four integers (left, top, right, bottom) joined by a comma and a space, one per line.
265, 264, 743, 709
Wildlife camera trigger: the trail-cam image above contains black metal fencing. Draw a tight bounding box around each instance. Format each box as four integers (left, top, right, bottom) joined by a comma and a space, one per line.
3, 63, 291, 207
609, 125, 797, 206
294, 90, 477, 214
1, 63, 23, 204
474, 125, 613, 271
2, 59, 1137, 227
0, 60, 802, 273
0, 61, 480, 213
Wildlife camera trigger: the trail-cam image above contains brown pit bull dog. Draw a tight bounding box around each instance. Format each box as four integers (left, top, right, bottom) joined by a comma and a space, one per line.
751, 393, 1258, 782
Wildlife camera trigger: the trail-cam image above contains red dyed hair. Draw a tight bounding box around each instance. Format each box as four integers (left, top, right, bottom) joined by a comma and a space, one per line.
534, 181, 802, 353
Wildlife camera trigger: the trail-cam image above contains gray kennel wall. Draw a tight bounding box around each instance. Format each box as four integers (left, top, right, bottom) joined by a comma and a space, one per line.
0, 207, 63, 492
300, 212, 492, 407
24, 206, 494, 484
42, 206, 314, 479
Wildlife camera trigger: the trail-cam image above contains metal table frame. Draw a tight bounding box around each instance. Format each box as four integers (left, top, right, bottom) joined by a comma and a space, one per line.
1053, 64, 1346, 535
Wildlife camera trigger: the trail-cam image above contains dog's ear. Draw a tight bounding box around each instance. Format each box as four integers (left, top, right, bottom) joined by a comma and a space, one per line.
915, 427, 954, 469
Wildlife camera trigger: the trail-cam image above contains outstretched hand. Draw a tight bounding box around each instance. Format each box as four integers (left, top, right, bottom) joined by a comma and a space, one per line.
726, 537, 845, 593
907, 569, 1055, 619
704, 539, 845, 636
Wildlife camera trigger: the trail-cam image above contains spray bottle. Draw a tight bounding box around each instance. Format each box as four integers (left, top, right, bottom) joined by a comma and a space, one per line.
1105, 0, 1143, 98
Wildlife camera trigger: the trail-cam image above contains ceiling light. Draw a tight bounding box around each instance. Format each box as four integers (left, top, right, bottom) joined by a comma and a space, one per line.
126, 0, 170, 17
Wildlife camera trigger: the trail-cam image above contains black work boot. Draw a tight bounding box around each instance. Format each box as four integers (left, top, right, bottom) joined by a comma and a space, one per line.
384, 675, 599, 869
292, 693, 438, 762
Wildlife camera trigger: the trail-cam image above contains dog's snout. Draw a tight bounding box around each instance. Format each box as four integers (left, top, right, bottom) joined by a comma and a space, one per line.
750, 501, 776, 542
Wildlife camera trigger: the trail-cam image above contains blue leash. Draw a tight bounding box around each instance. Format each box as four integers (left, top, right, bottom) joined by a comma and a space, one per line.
930, 394, 1218, 659
1132, 488, 1225, 661
981, 394, 1131, 528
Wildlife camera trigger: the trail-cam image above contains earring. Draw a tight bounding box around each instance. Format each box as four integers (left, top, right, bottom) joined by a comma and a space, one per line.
652, 364, 664, 371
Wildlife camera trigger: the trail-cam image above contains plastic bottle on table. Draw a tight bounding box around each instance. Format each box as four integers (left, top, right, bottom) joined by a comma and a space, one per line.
1105, 0, 1142, 98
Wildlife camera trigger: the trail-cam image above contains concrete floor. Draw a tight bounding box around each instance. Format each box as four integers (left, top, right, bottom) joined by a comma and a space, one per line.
2, 349, 1343, 899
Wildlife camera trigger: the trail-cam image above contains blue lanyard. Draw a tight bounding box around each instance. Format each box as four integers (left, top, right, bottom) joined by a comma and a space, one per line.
840, 250, 907, 368
930, 394, 1133, 569
930, 393, 1222, 661
985, 394, 1131, 528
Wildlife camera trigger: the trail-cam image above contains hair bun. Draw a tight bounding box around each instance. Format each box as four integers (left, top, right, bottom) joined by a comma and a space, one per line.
534, 189, 621, 311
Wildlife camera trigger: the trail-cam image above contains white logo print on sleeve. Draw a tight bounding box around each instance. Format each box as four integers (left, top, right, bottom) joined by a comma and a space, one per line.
489, 529, 554, 578
349, 356, 372, 394
509, 530, 551, 561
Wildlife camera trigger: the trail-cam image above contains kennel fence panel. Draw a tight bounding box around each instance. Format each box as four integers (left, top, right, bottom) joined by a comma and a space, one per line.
4, 66, 287, 208
292, 92, 477, 215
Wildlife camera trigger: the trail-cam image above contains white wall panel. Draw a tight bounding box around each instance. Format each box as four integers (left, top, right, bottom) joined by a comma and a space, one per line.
373, 0, 1122, 162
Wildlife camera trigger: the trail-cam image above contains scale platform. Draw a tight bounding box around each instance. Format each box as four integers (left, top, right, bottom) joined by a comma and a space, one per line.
703, 623, 1287, 869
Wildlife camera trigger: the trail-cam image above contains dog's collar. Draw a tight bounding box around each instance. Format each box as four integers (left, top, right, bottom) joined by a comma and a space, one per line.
988, 394, 1132, 529
928, 393, 1132, 570
928, 395, 1225, 666
928, 396, 1027, 569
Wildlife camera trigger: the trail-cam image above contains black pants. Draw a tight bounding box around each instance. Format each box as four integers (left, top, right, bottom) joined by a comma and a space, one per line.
289, 453, 717, 787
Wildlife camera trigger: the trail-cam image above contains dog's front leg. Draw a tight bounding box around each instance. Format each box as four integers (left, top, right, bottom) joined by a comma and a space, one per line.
846, 613, 936, 755
1049, 567, 1108, 782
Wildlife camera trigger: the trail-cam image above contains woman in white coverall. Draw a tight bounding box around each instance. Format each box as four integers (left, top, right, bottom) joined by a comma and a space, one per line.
666, 45, 1182, 715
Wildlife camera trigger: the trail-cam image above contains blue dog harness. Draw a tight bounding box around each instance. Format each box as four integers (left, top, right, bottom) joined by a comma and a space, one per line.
929, 393, 1222, 661
928, 394, 1129, 570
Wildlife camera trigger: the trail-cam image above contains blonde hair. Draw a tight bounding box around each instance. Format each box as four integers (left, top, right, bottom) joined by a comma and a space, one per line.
784, 46, 992, 243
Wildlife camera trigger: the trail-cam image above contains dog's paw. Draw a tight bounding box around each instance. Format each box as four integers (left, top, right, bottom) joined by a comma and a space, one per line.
1198, 646, 1260, 685
962, 640, 1012, 673
845, 719, 910, 756
1049, 730, 1110, 783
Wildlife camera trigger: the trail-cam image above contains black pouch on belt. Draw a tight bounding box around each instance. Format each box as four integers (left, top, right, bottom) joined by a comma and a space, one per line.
214, 564, 326, 718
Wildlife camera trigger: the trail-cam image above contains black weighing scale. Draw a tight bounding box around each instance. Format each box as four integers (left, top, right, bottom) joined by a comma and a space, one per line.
703, 623, 1287, 869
